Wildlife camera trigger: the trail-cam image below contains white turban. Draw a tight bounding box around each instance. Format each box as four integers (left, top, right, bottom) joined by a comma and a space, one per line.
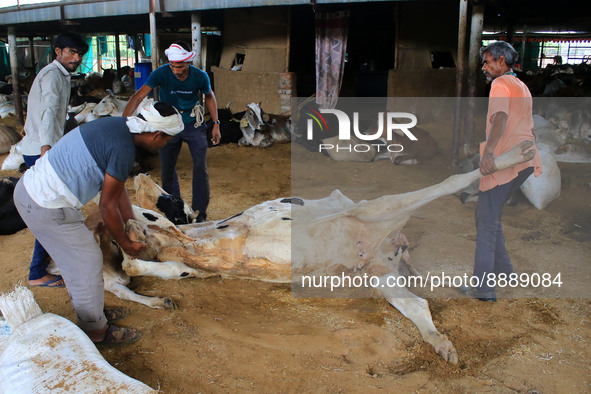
164, 43, 196, 62
126, 101, 184, 136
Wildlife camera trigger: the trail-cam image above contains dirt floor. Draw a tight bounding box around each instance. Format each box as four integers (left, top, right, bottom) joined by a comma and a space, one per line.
1, 115, 590, 393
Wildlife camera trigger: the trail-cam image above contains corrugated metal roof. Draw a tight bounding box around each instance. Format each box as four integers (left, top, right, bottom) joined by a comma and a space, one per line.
0, 0, 397, 36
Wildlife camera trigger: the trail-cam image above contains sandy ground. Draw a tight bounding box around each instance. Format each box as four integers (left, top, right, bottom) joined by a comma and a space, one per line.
1, 116, 590, 393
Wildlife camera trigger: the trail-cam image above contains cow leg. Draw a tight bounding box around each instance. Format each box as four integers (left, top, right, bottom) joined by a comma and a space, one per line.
377, 275, 458, 363
104, 280, 176, 309
122, 256, 217, 280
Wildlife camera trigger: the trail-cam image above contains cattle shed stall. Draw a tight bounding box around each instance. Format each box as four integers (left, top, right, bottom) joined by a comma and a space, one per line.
1, 0, 591, 152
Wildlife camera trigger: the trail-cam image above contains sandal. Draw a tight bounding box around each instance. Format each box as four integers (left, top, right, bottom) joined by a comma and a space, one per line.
104, 307, 129, 323
94, 324, 141, 347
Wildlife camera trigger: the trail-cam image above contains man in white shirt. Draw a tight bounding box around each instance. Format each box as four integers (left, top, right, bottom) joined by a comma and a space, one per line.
20, 31, 88, 288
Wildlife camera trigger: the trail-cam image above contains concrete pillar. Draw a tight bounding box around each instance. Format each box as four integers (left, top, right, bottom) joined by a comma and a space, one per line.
464, 3, 484, 146
452, 0, 468, 164
149, 0, 158, 100
149, 0, 158, 69
7, 27, 24, 126
191, 12, 202, 69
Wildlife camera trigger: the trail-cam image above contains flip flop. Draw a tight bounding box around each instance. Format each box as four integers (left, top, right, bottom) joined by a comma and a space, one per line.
104, 307, 129, 323
32, 275, 65, 288
94, 325, 141, 347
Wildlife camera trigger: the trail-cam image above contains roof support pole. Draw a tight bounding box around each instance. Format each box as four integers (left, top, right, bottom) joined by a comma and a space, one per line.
452, 0, 468, 164
115, 33, 121, 70
149, 0, 158, 100
464, 2, 484, 148
191, 12, 202, 69
96, 36, 102, 71
28, 36, 36, 72
7, 26, 24, 127
520, 25, 527, 71
149, 0, 158, 69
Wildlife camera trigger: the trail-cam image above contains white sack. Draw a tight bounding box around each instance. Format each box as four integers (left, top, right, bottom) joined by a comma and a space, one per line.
1, 142, 24, 171
520, 149, 561, 210
0, 286, 156, 394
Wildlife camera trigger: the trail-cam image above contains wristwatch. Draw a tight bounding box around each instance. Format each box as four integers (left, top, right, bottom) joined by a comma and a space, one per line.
213, 120, 220, 124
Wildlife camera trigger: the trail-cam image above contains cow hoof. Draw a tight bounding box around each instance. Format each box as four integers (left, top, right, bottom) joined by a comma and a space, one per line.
163, 297, 177, 310
435, 338, 458, 364
259, 138, 274, 148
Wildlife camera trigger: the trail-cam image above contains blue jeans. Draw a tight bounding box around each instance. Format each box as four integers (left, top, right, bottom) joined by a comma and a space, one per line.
159, 122, 209, 213
23, 154, 51, 280
473, 167, 534, 296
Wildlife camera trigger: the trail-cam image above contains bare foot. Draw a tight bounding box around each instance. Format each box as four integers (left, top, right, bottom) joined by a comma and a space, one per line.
29, 274, 65, 287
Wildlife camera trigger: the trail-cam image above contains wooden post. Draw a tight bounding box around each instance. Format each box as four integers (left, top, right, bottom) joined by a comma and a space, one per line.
393, 3, 400, 71
285, 6, 291, 72
7, 27, 24, 127
191, 12, 202, 69
452, 0, 468, 164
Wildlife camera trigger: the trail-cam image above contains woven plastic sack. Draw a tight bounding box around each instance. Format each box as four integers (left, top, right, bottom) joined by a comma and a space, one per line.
520, 148, 561, 210
0, 286, 156, 393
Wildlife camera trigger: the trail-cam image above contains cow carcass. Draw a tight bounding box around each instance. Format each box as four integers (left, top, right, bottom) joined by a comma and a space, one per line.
238, 103, 291, 148
90, 141, 536, 364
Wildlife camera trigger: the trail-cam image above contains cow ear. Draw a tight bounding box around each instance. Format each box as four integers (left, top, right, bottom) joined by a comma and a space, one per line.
258, 101, 262, 107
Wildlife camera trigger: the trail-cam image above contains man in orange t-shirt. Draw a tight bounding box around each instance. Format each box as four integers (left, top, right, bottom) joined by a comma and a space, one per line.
463, 41, 542, 301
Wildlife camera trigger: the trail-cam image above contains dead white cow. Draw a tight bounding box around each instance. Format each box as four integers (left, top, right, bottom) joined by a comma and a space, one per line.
104, 140, 536, 364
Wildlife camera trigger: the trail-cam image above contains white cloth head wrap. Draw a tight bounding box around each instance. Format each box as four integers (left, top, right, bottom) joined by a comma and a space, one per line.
126, 101, 184, 136
164, 43, 196, 62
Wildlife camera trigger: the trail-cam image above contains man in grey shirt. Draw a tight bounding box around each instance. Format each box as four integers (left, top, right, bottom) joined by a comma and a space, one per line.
15, 101, 184, 345
20, 31, 88, 288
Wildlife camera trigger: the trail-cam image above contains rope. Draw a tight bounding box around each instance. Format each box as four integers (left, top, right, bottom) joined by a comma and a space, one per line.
191, 102, 205, 127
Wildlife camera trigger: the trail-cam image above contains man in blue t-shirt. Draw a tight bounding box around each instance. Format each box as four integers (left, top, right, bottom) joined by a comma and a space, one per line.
124, 42, 221, 222
14, 102, 184, 346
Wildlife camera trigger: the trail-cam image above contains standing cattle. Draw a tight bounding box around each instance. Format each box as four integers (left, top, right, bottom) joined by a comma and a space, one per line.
87, 141, 536, 364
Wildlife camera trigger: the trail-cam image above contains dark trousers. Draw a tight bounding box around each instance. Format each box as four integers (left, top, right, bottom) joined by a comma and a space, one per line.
473, 167, 534, 295
159, 121, 209, 213
23, 154, 50, 280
